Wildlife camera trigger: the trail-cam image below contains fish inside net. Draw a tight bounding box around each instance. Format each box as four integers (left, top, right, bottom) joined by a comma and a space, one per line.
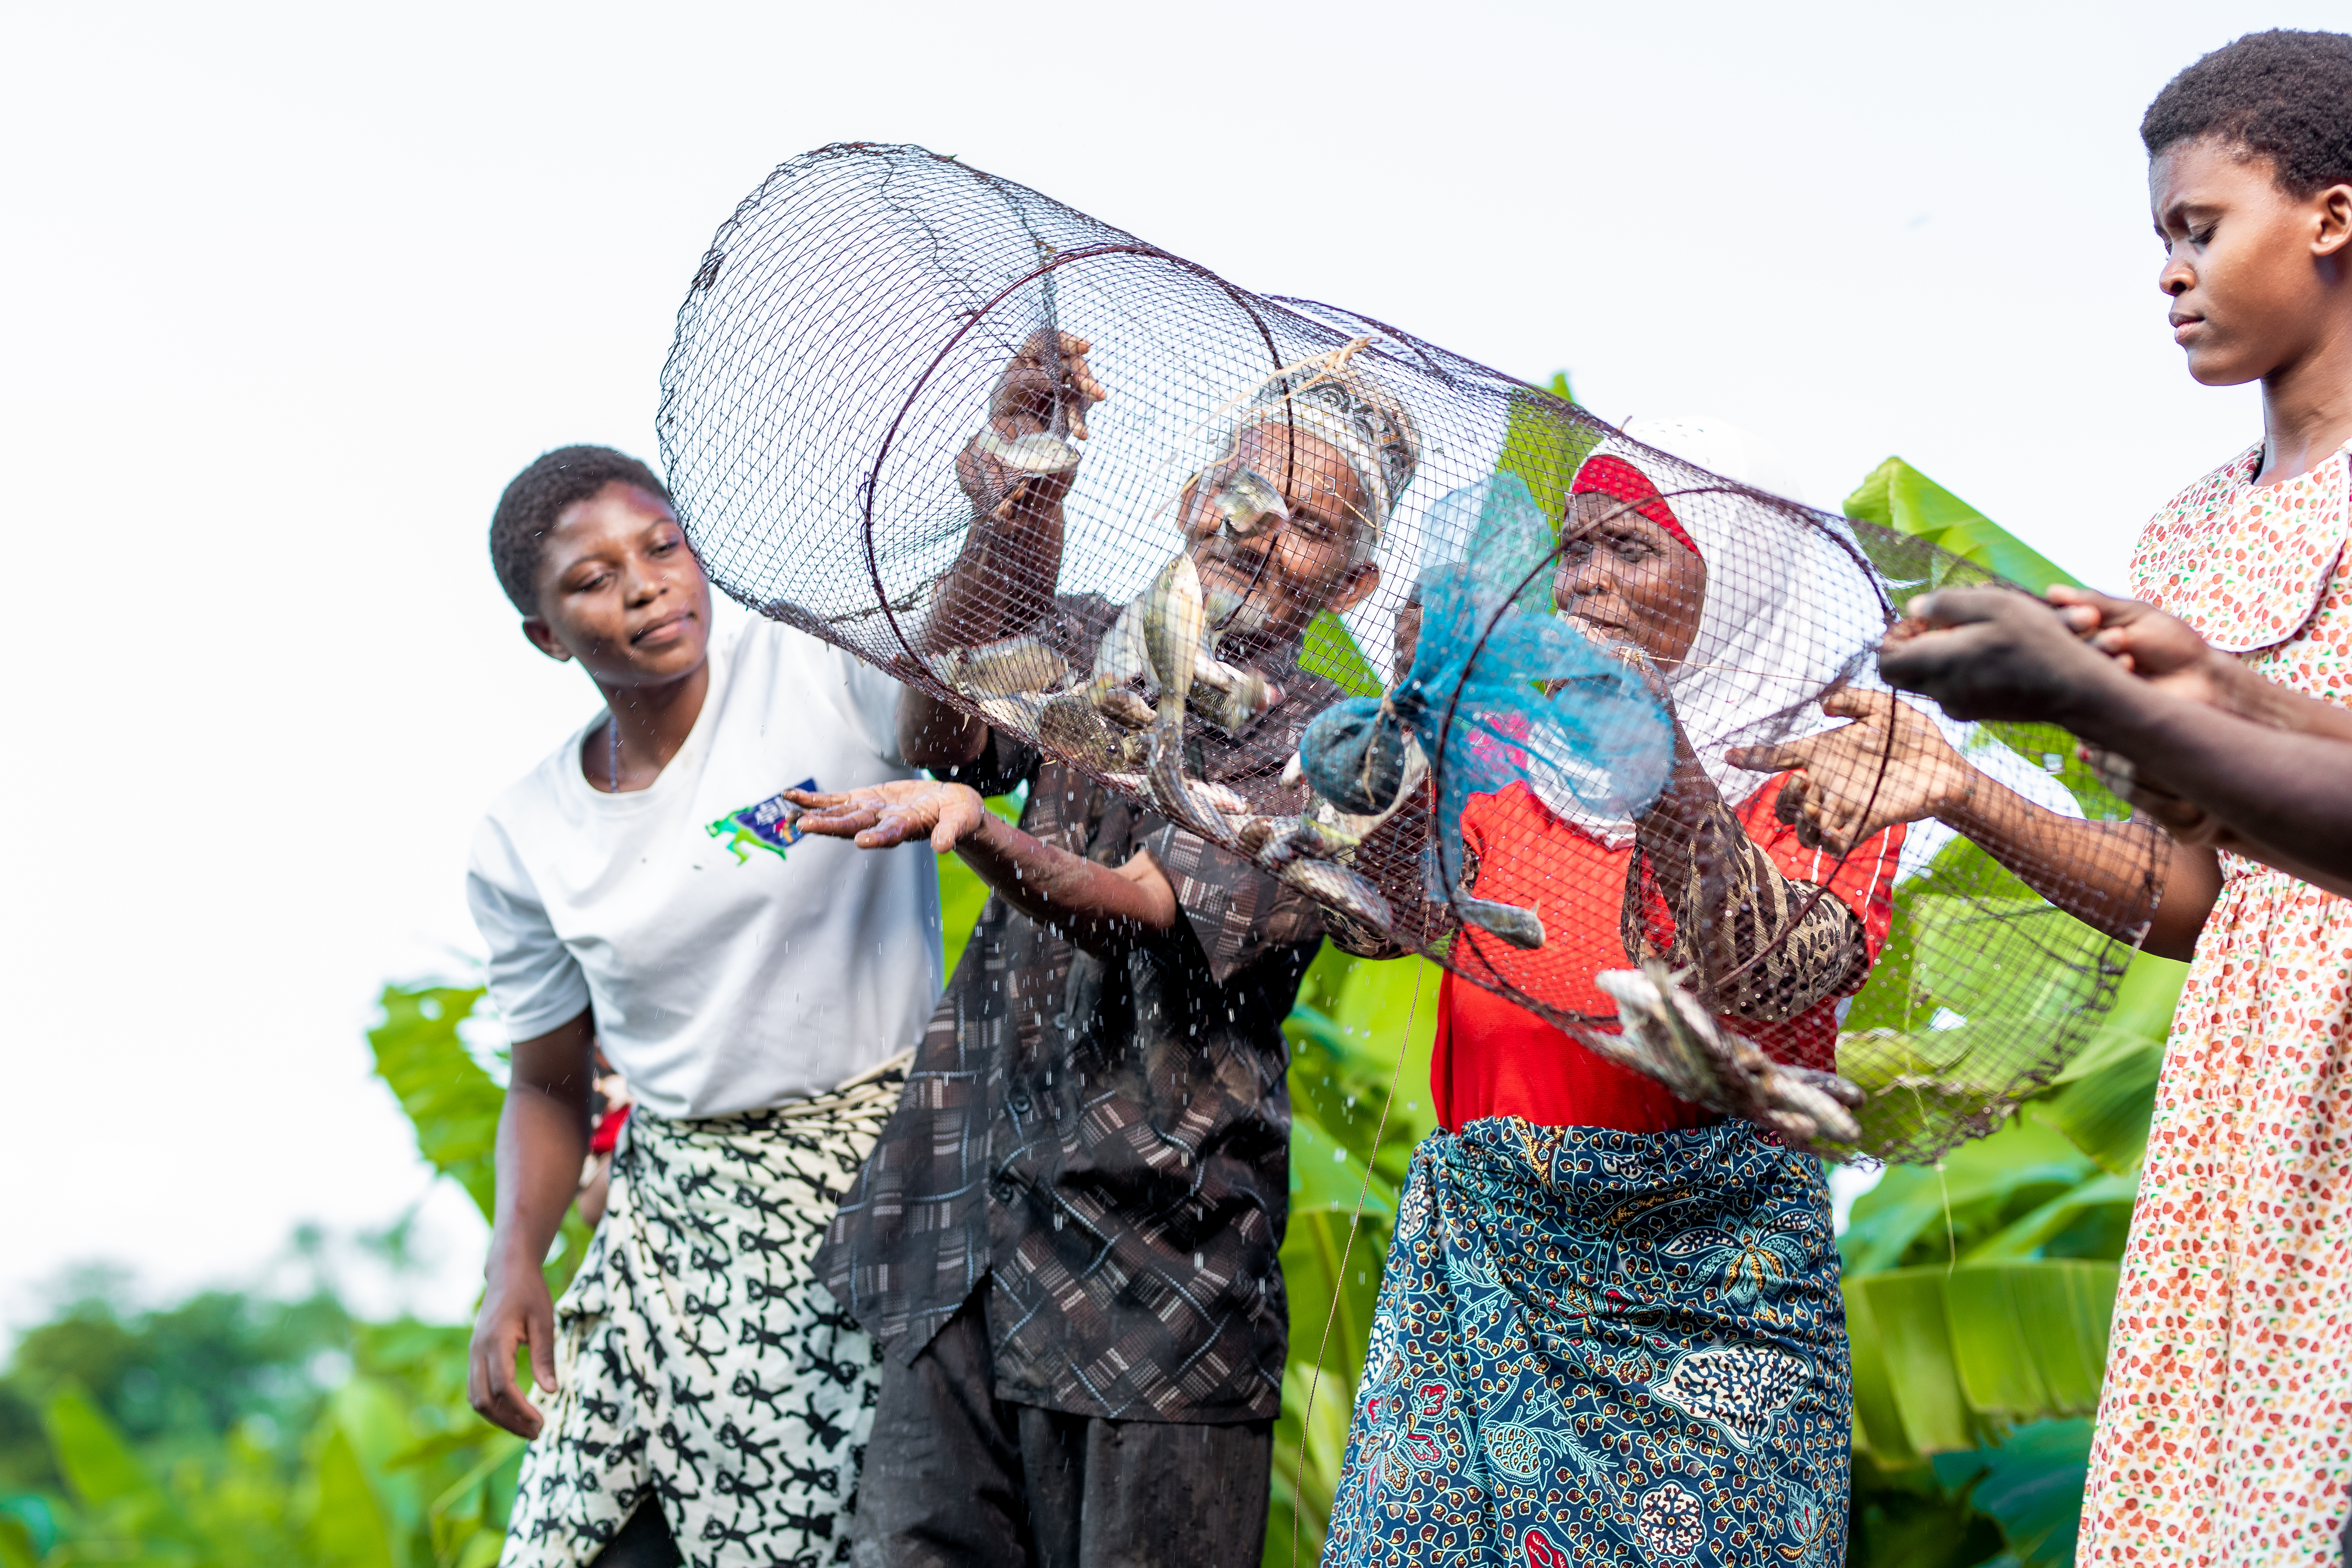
656, 142, 2165, 1165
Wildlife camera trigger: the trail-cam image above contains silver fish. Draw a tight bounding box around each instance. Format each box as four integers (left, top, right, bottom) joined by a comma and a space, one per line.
1189, 656, 1282, 734
973, 693, 1054, 739
1036, 692, 1147, 769
1206, 466, 1291, 536
927, 635, 1070, 698
973, 425, 1083, 475
1588, 961, 1863, 1155
1459, 898, 1546, 951
1278, 858, 1394, 934
1088, 680, 1157, 732
1138, 554, 1233, 843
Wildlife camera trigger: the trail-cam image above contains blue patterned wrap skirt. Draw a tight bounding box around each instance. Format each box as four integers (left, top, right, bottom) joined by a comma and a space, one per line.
1321, 1118, 1849, 1568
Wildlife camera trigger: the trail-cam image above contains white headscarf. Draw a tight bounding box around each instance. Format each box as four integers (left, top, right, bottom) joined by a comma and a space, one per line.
1559, 416, 2080, 870
1537, 418, 1885, 833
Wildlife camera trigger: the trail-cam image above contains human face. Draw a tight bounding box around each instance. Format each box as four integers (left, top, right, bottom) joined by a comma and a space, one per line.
522, 482, 713, 688
2151, 135, 2352, 387
1554, 490, 1706, 666
1185, 425, 1378, 654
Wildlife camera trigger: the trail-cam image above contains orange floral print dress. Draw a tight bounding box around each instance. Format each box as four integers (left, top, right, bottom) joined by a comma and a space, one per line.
2079, 439, 2352, 1566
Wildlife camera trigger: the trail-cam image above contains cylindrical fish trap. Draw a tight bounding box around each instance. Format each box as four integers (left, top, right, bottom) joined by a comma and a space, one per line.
658, 142, 2160, 1162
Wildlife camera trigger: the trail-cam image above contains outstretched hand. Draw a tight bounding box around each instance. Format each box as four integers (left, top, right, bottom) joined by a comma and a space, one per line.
1876, 587, 2123, 724
786, 780, 991, 852
1725, 688, 1973, 854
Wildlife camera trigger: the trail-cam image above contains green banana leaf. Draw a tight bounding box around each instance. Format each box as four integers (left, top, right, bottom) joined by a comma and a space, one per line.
1846, 1261, 2118, 1459
1495, 372, 1597, 523
1268, 947, 1443, 1568
1931, 1419, 2095, 1568
1300, 612, 1386, 699
1846, 457, 2082, 598
2029, 951, 2186, 1174
367, 987, 504, 1220
367, 986, 592, 1296
308, 1424, 397, 1568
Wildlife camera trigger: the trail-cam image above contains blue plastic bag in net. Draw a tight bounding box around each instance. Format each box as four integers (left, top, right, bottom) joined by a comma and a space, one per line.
1300, 475, 1673, 885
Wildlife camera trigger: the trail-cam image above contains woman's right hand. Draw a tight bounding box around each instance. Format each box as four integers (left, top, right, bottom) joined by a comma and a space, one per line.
1726, 688, 1975, 853
469, 1243, 558, 1438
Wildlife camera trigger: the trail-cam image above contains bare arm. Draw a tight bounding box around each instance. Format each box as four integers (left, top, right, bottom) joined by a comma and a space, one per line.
1881, 587, 2352, 905
2051, 584, 2352, 742
468, 1009, 595, 1438
788, 779, 1177, 960
1931, 771, 2220, 960
1732, 687, 2219, 961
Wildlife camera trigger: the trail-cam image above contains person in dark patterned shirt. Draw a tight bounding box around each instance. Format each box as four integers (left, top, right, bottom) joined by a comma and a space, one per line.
789, 331, 1420, 1568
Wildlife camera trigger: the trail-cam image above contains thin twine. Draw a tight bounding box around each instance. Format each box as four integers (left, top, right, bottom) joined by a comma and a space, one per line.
1290, 958, 1427, 1568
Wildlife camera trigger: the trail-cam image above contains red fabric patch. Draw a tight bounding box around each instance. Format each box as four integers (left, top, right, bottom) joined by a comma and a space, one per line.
589, 1105, 630, 1155
1430, 778, 1903, 1133
1569, 454, 1702, 559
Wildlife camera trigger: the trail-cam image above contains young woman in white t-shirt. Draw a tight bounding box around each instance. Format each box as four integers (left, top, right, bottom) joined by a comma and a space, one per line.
463, 446, 940, 1568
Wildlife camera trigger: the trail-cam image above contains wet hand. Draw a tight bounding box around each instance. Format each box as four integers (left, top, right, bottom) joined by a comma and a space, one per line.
988, 328, 1106, 438
1876, 587, 2119, 723
1726, 689, 1972, 853
786, 779, 990, 852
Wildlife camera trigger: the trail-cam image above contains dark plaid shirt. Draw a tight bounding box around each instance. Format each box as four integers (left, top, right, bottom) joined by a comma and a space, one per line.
817, 600, 1337, 1423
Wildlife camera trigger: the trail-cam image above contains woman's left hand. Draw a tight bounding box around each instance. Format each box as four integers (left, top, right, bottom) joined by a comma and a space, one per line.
785, 780, 990, 852
1726, 688, 1974, 854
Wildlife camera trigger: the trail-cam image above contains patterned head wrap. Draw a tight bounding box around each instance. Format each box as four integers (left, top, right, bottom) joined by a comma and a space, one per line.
1224, 339, 1420, 561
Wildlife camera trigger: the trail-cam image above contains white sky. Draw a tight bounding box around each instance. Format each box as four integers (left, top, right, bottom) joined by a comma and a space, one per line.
3, 0, 2328, 1328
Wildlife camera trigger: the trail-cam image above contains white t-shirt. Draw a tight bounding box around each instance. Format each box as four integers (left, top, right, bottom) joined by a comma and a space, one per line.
466, 619, 942, 1118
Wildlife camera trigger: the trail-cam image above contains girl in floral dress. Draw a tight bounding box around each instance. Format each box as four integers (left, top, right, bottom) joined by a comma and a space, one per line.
1876, 30, 2352, 1564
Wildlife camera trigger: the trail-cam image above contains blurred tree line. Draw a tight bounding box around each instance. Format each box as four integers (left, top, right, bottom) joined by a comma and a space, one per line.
0, 446, 2179, 1568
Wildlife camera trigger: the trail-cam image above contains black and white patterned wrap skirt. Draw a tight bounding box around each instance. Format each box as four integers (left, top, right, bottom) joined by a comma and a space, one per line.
503, 1055, 908, 1568
1321, 1118, 1849, 1568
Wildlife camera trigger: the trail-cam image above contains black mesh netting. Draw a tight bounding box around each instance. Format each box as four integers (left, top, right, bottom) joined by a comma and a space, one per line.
656, 142, 2163, 1165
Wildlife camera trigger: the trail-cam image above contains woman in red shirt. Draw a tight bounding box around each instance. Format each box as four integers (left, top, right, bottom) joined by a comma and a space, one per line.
1324, 430, 1904, 1568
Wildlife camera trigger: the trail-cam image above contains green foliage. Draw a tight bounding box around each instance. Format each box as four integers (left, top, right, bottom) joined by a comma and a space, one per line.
0, 1280, 523, 1567
1299, 613, 1385, 699
1931, 1420, 2096, 1568
0, 986, 560, 1563
365, 986, 590, 1299
367, 988, 504, 1219
1266, 947, 1443, 1568
1844, 457, 2081, 598
1495, 371, 1594, 524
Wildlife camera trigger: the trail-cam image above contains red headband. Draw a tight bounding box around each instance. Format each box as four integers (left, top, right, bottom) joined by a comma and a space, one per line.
1569, 455, 1701, 559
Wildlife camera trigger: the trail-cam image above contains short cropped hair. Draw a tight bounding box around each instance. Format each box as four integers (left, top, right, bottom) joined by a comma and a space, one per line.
489, 446, 671, 614
2141, 29, 2352, 197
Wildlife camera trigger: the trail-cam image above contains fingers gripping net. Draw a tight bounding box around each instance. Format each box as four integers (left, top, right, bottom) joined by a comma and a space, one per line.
658, 143, 2160, 1164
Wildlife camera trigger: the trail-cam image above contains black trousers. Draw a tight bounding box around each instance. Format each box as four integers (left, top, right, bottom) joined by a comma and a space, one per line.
850, 1295, 1272, 1568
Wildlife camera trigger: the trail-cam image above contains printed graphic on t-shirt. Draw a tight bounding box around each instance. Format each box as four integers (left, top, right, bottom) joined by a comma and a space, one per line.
706, 779, 817, 864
